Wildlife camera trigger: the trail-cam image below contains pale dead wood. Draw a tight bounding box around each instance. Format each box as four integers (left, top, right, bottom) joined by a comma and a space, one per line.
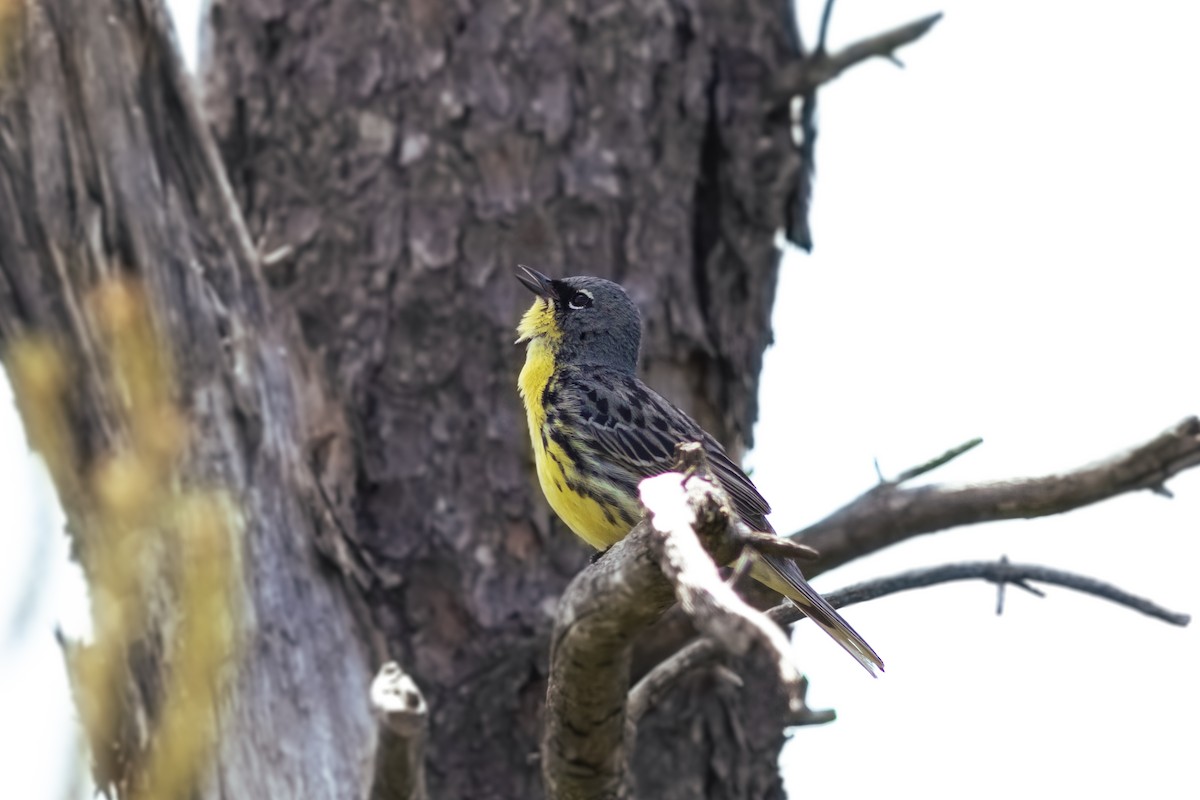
368, 662, 428, 800
639, 450, 806, 714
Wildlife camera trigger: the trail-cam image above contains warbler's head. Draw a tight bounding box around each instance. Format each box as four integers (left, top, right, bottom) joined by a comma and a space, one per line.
515, 266, 641, 371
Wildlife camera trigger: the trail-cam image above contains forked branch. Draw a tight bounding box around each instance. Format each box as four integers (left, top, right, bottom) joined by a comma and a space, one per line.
772, 11, 944, 104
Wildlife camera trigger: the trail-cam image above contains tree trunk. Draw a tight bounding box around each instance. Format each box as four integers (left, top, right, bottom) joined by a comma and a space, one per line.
0, 2, 375, 797
1, 0, 812, 797
202, 0, 804, 797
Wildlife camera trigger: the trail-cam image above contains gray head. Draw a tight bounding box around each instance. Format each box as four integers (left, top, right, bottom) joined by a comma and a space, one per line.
516, 266, 642, 372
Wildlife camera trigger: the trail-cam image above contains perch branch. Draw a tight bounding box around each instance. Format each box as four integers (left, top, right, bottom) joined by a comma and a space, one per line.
797, 417, 1200, 578
630, 558, 1190, 722
368, 662, 428, 800
772, 12, 944, 104
542, 444, 809, 800
542, 518, 672, 800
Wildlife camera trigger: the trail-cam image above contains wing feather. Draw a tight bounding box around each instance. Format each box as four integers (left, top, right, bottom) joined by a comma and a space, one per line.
557, 365, 885, 676
558, 366, 770, 528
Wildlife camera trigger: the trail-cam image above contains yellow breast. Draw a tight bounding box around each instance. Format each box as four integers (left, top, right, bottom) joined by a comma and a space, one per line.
518, 323, 632, 550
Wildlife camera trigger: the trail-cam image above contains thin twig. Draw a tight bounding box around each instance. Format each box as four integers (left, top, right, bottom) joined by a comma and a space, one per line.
993, 554, 1049, 614
628, 558, 1189, 724
816, 0, 837, 55
771, 12, 944, 104
893, 437, 983, 484
738, 526, 820, 562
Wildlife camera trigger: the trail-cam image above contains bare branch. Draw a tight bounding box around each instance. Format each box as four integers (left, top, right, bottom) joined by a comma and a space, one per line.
627, 629, 835, 729
368, 662, 428, 800
630, 558, 1190, 720
799, 417, 1200, 578
892, 436, 984, 484
772, 12, 944, 103
811, 560, 1192, 627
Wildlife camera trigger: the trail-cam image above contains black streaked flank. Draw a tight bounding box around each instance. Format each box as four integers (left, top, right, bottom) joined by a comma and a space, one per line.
547, 425, 587, 475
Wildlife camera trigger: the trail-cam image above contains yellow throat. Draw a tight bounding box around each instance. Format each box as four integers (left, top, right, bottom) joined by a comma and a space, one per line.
516, 298, 560, 430
517, 297, 630, 549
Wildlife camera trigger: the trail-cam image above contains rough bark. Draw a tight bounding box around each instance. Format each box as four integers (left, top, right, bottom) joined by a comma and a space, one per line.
201, 0, 809, 796
0, 1, 374, 796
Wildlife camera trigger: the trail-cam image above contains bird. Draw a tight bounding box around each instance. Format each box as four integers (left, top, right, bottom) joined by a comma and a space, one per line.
515, 265, 884, 676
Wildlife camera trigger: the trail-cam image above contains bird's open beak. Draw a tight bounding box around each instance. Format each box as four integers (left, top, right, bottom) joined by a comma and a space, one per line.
516, 265, 558, 301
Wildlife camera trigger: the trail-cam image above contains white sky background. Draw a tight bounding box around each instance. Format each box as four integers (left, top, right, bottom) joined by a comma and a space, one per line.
0, 1, 1196, 798
759, 2, 1199, 798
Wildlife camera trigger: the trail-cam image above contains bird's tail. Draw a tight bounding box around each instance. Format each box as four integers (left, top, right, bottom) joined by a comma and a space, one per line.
751, 554, 885, 677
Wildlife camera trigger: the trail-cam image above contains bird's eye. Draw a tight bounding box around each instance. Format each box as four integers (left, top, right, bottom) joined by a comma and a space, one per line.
568, 291, 593, 310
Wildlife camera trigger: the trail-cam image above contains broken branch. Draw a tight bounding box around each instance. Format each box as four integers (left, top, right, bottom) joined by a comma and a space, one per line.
368, 662, 428, 800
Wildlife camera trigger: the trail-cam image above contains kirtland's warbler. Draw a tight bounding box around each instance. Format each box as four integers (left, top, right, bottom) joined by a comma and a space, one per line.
515, 266, 883, 676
